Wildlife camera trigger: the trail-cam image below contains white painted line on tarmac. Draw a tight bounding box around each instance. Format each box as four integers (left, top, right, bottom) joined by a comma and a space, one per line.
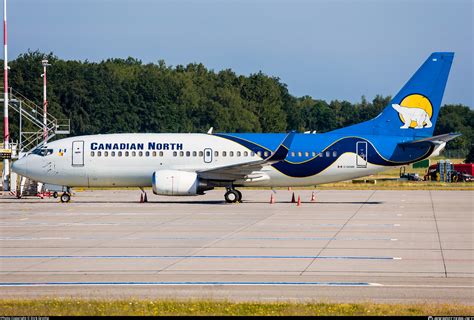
0, 281, 381, 287
1, 282, 470, 288
0, 236, 397, 242
0, 255, 402, 260
0, 237, 71, 241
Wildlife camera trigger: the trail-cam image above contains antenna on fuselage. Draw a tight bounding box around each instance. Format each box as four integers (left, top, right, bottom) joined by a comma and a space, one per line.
207, 127, 213, 135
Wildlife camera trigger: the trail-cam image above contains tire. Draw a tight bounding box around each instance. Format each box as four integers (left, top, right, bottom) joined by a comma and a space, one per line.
60, 193, 71, 203
53, 191, 58, 198
235, 190, 242, 202
224, 190, 239, 203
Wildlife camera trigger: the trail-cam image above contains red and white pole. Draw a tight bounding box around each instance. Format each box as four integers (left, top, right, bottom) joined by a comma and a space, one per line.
2, 0, 9, 191
41, 60, 49, 144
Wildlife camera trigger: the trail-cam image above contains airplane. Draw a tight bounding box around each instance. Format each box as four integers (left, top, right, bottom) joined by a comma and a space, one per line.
12, 52, 459, 203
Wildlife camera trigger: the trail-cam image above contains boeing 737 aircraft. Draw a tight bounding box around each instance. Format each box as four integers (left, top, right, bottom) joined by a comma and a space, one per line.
12, 52, 458, 203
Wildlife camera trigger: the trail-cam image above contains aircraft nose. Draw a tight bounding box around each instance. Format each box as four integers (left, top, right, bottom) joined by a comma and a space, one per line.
11, 156, 29, 176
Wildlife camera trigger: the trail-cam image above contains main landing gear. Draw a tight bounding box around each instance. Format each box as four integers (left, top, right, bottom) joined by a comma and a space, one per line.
60, 188, 72, 203
139, 187, 148, 203
224, 188, 242, 203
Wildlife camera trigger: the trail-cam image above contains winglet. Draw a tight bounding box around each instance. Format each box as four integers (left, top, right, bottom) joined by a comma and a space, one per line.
266, 131, 296, 162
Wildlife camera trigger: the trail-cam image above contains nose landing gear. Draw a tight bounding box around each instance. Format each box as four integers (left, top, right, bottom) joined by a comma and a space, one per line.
224, 188, 242, 203
60, 187, 72, 203
60, 192, 71, 203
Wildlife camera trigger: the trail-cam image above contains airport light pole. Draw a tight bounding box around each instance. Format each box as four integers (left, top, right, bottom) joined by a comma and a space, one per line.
41, 59, 50, 144
2, 0, 9, 191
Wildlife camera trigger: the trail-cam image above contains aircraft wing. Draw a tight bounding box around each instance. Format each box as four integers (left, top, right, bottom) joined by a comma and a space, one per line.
398, 133, 461, 146
197, 131, 295, 181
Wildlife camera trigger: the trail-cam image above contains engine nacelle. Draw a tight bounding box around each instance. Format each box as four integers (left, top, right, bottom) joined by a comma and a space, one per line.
152, 170, 212, 196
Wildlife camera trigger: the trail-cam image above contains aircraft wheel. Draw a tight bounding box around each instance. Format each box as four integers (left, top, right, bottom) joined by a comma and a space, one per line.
60, 192, 71, 203
224, 190, 239, 203
235, 189, 242, 202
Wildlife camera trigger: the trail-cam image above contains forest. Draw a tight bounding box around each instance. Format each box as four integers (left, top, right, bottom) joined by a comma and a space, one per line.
2, 51, 473, 158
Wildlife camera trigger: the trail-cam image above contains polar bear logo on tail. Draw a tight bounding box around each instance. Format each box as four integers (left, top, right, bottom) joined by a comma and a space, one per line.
392, 103, 432, 129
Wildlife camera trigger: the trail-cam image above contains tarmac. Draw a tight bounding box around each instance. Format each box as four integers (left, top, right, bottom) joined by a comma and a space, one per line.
0, 189, 472, 304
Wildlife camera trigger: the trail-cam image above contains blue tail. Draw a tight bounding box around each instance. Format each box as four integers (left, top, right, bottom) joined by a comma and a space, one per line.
333, 52, 454, 138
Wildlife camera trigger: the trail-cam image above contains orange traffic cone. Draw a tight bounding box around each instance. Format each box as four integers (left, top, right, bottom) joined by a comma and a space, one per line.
311, 191, 316, 202
270, 193, 275, 204
288, 187, 292, 191
140, 194, 144, 203
297, 195, 301, 206
291, 192, 296, 203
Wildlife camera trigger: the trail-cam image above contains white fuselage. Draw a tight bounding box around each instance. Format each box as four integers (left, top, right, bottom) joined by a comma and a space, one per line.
13, 133, 389, 189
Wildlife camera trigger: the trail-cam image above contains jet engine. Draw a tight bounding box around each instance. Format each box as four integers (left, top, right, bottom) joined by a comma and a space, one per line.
152, 170, 213, 196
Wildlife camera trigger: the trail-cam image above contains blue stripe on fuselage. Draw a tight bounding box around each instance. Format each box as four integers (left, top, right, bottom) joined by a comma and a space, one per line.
217, 133, 432, 178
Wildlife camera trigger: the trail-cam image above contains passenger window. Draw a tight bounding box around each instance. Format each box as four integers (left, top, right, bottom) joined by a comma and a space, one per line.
131, 151, 136, 157
137, 151, 142, 157
263, 151, 269, 157
206, 151, 211, 157
325, 151, 330, 157
256, 151, 261, 157
118, 151, 122, 157
305, 152, 309, 157
111, 151, 115, 157
199, 151, 203, 157
173, 151, 177, 157
214, 151, 219, 157
297, 151, 302, 157
291, 152, 295, 157
159, 151, 163, 157
193, 151, 197, 157
251, 151, 255, 157
222, 151, 227, 157
145, 151, 150, 157
333, 151, 337, 157
244, 151, 248, 157
104, 151, 108, 157
312, 152, 316, 157
230, 151, 234, 157
186, 151, 190, 157
179, 151, 184, 157
90, 151, 95, 157
97, 151, 102, 157
237, 151, 241, 157
125, 151, 129, 157
318, 152, 323, 157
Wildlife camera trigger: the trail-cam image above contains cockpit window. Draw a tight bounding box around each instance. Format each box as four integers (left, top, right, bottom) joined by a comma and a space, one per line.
31, 148, 53, 157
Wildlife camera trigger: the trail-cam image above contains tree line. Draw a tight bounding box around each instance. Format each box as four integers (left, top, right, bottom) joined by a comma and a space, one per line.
2, 51, 473, 159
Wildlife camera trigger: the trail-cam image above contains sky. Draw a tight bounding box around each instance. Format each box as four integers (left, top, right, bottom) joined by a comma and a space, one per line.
7, 0, 474, 106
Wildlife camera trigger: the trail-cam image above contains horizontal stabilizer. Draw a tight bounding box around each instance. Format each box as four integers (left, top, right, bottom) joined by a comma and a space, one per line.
399, 133, 461, 146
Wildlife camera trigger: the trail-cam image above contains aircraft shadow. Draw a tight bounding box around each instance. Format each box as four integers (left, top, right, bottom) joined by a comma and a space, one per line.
0, 200, 382, 205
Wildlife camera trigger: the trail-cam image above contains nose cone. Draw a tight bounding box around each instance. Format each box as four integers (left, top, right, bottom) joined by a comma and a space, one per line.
11, 157, 29, 177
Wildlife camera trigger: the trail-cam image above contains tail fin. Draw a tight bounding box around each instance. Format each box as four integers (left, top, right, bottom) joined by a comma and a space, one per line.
333, 52, 454, 137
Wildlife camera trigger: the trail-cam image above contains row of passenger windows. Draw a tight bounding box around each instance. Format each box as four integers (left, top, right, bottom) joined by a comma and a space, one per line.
90, 150, 263, 158
291, 151, 338, 158
89, 150, 338, 158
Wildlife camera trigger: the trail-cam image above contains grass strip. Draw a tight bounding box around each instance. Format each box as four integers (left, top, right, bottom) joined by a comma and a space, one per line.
1, 299, 473, 316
